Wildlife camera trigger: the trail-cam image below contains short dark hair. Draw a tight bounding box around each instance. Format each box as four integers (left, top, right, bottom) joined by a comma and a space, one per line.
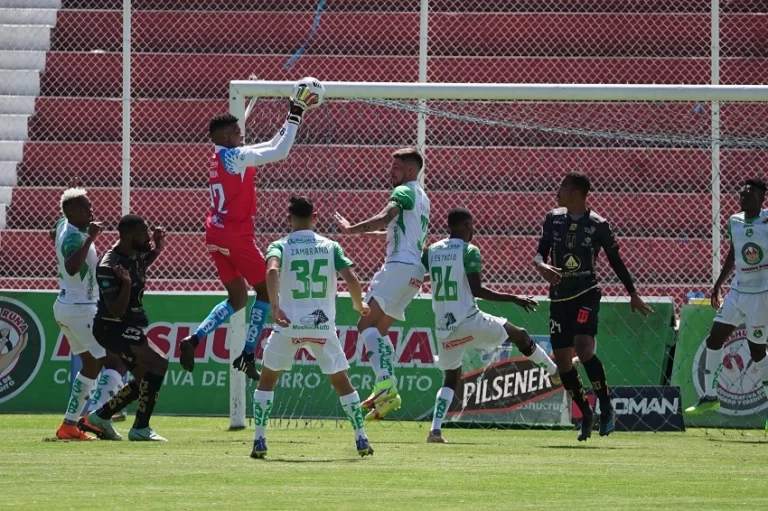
393, 147, 424, 172
117, 214, 147, 235
745, 179, 767, 193
563, 172, 591, 196
209, 114, 239, 137
288, 196, 314, 219
448, 208, 473, 228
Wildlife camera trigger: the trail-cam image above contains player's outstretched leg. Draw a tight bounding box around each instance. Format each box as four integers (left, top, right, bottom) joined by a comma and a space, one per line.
685, 322, 733, 416
359, 300, 400, 420
80, 377, 143, 441
57, 351, 103, 441
124, 343, 169, 442
251, 378, 276, 459
428, 369, 460, 444
330, 371, 373, 457
507, 323, 559, 383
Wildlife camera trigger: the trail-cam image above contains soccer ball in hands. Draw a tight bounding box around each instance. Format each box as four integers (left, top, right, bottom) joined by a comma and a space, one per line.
292, 77, 325, 111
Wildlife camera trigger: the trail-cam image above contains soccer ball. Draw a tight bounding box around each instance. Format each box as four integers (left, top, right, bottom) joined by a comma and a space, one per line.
292, 77, 325, 110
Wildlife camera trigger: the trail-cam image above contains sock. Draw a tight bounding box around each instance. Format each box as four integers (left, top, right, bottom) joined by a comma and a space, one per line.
523, 342, 558, 375
133, 372, 164, 430
192, 300, 235, 345
63, 372, 96, 425
245, 300, 271, 354
339, 391, 366, 441
704, 347, 723, 398
560, 367, 591, 416
362, 327, 395, 382
582, 356, 611, 411
97, 379, 140, 420
430, 386, 454, 433
253, 390, 274, 440
90, 369, 123, 410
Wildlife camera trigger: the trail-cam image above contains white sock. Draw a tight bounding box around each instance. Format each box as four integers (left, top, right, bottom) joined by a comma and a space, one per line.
253, 390, 274, 440
705, 348, 723, 398
526, 343, 557, 375
63, 372, 96, 424
430, 387, 454, 433
339, 391, 366, 441
91, 369, 123, 410
362, 327, 395, 382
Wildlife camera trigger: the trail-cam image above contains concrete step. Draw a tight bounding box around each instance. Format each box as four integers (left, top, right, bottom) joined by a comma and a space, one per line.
0, 24, 51, 51
0, 8, 57, 25
0, 95, 35, 114
0, 161, 18, 186
0, 69, 39, 95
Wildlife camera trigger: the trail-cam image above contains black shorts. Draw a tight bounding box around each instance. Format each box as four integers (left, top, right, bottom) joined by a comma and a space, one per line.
549, 288, 601, 350
92, 317, 147, 367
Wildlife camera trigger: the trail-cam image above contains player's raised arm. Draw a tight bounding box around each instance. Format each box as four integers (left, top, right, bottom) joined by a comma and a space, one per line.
335, 203, 400, 235
142, 228, 166, 267
232, 78, 324, 169
599, 220, 653, 316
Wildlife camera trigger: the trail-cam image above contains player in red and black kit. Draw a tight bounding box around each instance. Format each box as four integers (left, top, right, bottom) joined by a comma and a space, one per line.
535, 173, 653, 441
179, 80, 322, 380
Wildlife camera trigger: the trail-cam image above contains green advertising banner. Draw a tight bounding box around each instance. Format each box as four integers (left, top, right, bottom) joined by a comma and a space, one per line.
672, 301, 767, 428
0, 291, 675, 422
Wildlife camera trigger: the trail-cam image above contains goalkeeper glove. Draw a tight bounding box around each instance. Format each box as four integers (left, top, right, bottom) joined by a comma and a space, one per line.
287, 99, 305, 125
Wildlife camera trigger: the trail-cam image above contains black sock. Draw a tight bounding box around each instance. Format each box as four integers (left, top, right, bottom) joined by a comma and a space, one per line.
97, 379, 140, 420
560, 368, 591, 416
133, 372, 164, 430
582, 356, 611, 412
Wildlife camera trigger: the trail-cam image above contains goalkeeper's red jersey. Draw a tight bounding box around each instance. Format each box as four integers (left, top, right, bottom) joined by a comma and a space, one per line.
205, 121, 299, 236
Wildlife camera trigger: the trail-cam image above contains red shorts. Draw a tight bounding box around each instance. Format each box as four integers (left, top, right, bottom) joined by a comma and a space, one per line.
205, 231, 266, 286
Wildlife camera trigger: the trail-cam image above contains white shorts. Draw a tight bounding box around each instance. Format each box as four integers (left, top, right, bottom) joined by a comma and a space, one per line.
716, 290, 768, 344
365, 263, 424, 322
435, 311, 508, 371
262, 331, 350, 375
52, 301, 106, 358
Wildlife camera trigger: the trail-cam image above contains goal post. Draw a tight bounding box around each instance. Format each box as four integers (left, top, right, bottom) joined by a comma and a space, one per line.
228, 81, 768, 431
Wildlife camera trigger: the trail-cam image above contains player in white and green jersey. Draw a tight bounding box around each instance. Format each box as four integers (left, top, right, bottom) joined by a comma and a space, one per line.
686, 179, 768, 421
335, 147, 430, 421
52, 188, 127, 440
251, 197, 374, 458
423, 208, 558, 443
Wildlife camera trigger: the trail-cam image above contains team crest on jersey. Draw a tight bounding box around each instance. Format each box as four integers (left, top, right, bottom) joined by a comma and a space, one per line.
300, 309, 329, 327
746, 228, 754, 238
741, 242, 763, 265
0, 298, 45, 405
438, 313, 457, 331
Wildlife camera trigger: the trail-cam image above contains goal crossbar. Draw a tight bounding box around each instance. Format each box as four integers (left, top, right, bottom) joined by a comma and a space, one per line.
231, 81, 768, 102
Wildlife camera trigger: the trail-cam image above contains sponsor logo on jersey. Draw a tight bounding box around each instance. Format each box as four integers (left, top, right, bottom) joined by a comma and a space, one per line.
742, 242, 763, 265
291, 337, 327, 346
442, 335, 474, 350
300, 309, 329, 327
0, 298, 45, 404
564, 254, 581, 271
692, 328, 768, 416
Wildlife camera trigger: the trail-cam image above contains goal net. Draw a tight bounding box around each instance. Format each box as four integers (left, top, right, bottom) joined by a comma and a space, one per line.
226, 81, 768, 433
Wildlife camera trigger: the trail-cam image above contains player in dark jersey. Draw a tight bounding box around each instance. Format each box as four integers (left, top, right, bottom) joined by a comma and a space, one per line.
77, 215, 169, 442
535, 173, 653, 441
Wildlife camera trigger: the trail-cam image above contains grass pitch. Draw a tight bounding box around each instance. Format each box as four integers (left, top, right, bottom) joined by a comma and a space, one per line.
2, 415, 767, 510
